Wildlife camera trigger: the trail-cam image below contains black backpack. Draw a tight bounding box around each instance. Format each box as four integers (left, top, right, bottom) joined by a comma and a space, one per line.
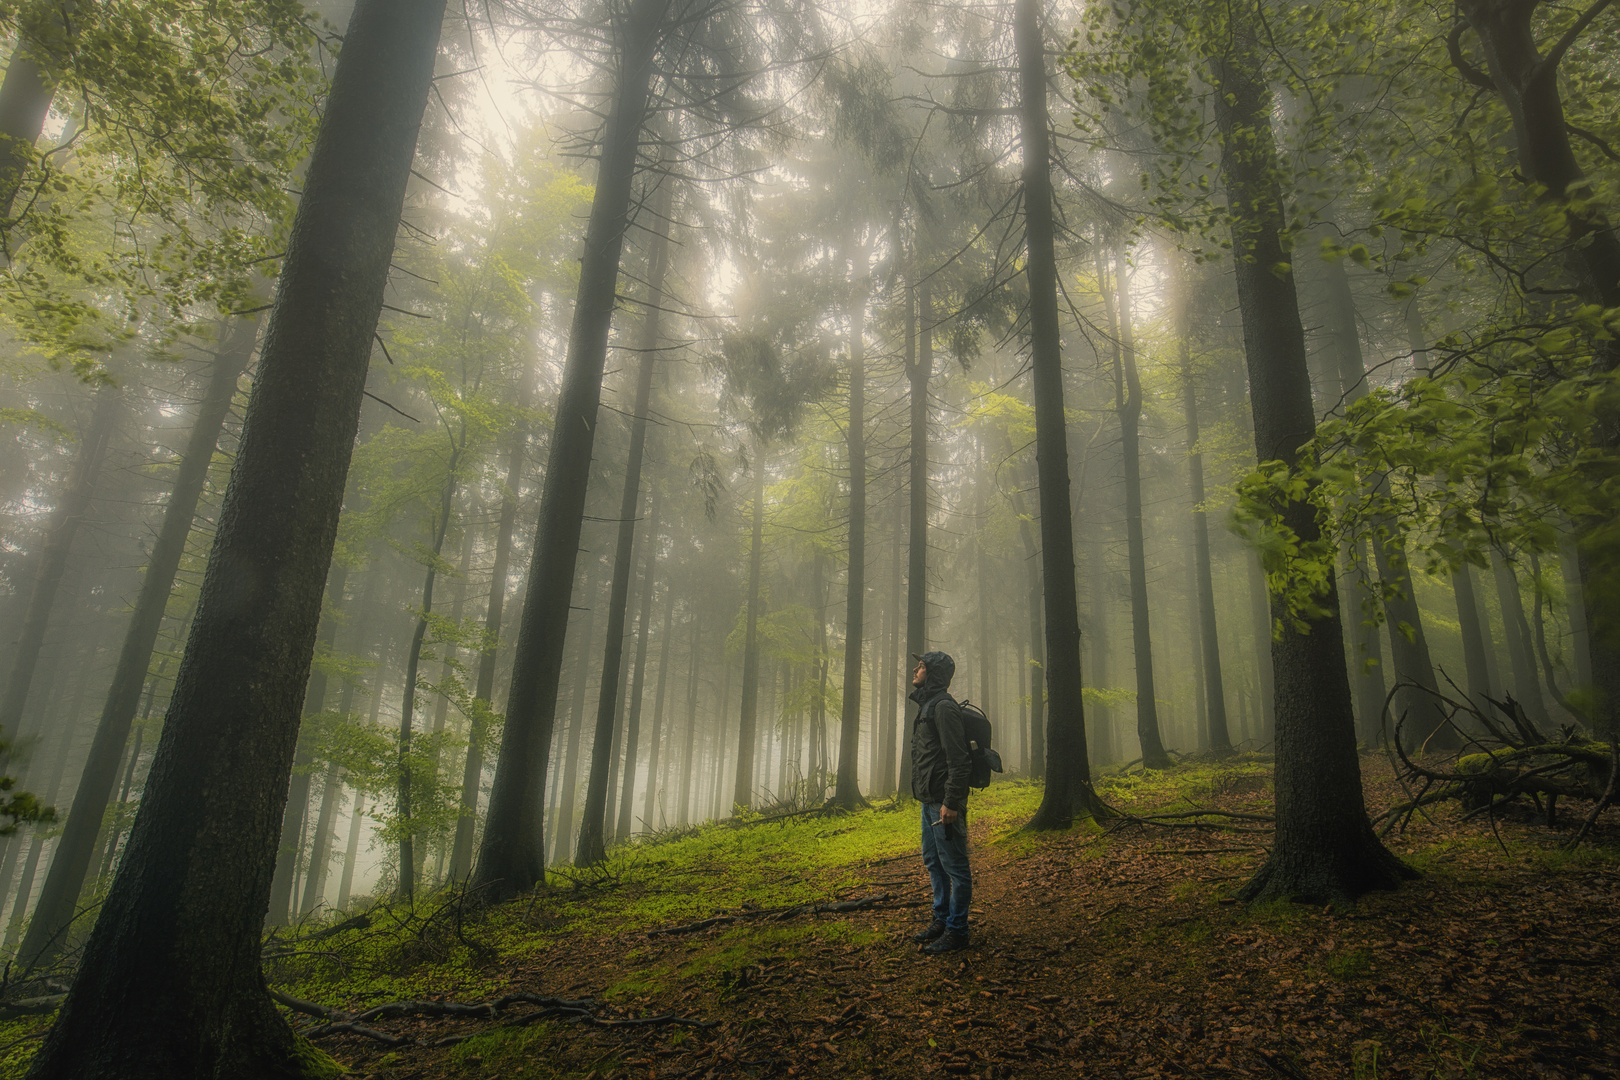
956, 700, 1004, 789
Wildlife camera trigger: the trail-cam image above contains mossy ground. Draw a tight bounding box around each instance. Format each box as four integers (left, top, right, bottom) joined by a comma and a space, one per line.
2, 757, 1616, 1079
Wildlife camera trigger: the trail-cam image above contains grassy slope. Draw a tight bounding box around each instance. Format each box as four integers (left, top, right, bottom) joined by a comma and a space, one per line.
3, 758, 1618, 1079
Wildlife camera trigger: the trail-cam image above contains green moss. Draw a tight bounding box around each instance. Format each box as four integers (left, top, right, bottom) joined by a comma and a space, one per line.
1324, 946, 1375, 981
446, 1022, 571, 1074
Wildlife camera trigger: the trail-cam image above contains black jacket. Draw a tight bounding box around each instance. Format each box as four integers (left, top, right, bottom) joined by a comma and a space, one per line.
909, 651, 970, 812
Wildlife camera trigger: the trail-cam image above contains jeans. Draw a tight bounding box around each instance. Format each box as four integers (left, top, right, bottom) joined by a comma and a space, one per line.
920, 802, 972, 935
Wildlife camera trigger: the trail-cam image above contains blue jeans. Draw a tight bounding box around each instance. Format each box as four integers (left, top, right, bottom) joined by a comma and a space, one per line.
920, 802, 972, 935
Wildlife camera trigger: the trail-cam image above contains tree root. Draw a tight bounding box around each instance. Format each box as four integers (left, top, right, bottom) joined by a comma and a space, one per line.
267, 987, 717, 1046
645, 892, 917, 937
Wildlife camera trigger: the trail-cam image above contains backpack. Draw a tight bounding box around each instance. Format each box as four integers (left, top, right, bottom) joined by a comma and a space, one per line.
956, 700, 1004, 790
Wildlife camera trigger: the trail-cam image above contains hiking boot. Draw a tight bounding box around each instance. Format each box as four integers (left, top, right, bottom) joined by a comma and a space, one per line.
921, 931, 969, 955
910, 919, 947, 944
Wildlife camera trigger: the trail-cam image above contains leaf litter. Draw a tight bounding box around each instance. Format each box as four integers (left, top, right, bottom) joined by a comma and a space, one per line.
292, 758, 1620, 1080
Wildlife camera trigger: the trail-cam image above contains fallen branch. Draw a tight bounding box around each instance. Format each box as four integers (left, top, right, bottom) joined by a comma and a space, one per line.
273, 987, 716, 1045
646, 893, 906, 937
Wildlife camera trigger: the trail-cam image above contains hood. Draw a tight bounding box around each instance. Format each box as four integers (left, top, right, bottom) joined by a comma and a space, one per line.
913, 650, 955, 695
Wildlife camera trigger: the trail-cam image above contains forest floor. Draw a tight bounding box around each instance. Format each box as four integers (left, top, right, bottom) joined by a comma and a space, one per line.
9, 753, 1620, 1080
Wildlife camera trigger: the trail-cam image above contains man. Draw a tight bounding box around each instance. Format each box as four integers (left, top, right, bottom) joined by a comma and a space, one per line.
908, 650, 971, 955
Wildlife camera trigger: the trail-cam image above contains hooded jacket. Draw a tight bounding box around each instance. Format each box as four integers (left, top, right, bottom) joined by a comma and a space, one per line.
909, 651, 970, 812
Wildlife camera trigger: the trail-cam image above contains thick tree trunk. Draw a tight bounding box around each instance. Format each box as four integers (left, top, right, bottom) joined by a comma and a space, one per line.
616, 495, 660, 838
0, 387, 118, 740
1108, 246, 1171, 768
478, 0, 665, 893
832, 276, 869, 810
734, 447, 767, 808
21, 321, 254, 966
1018, 0, 1103, 828
901, 278, 930, 795
24, 3, 444, 1075
1171, 256, 1232, 752
1213, 17, 1412, 903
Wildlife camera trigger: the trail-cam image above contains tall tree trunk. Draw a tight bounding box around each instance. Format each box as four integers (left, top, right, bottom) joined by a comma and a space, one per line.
398, 456, 461, 901
677, 610, 700, 825
552, 556, 601, 864
1323, 254, 1451, 749
335, 798, 364, 912
21, 321, 255, 966
1107, 245, 1171, 768
734, 446, 767, 809
642, 579, 676, 827
616, 494, 660, 838
575, 182, 670, 864
1018, 0, 1103, 828
1171, 255, 1232, 752
25, 3, 445, 1074
901, 278, 930, 796
832, 277, 869, 810
1493, 552, 1552, 728
0, 387, 119, 740
1013, 489, 1045, 776
448, 384, 531, 881
1451, 561, 1496, 703
1213, 14, 1412, 903
879, 504, 901, 794
299, 765, 343, 915
1247, 553, 1277, 741
476, 0, 667, 897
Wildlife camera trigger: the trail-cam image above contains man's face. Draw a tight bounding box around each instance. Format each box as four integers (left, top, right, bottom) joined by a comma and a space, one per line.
912, 660, 928, 687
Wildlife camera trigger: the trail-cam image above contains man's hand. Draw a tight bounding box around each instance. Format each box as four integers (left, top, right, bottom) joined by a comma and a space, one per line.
939, 805, 959, 826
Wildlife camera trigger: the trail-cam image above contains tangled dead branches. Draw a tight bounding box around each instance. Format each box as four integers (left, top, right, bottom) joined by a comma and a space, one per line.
1375, 682, 1618, 848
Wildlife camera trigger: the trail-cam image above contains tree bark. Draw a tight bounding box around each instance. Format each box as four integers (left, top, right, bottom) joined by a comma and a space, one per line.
552, 556, 600, 864
1171, 255, 1232, 752
641, 577, 676, 827
832, 272, 869, 810
1213, 14, 1412, 903
21, 320, 254, 966
24, 1, 445, 1073
902, 278, 930, 795
1018, 0, 1104, 829
397, 458, 462, 901
616, 494, 661, 838
448, 378, 531, 881
477, 0, 666, 895
1107, 245, 1171, 768
1013, 488, 1045, 776
575, 195, 669, 864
